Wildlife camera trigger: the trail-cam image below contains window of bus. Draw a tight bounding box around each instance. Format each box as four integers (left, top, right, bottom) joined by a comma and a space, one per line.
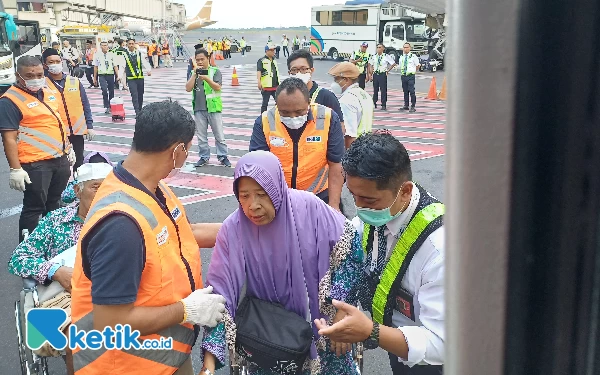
355, 10, 368, 25
316, 11, 331, 25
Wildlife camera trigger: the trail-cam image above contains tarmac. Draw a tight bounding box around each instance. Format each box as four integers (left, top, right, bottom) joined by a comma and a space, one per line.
0, 42, 446, 374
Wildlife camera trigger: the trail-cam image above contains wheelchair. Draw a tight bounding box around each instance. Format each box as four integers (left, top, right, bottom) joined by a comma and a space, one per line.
228, 343, 364, 374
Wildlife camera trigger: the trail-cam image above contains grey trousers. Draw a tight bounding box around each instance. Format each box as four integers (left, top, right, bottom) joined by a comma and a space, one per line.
194, 110, 228, 160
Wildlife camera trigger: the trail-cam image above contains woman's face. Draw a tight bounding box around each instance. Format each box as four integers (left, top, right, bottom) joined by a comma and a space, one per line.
237, 176, 275, 226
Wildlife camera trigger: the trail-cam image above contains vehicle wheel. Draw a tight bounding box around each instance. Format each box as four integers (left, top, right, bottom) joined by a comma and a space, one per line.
231, 45, 238, 53
330, 49, 339, 60
15, 301, 28, 375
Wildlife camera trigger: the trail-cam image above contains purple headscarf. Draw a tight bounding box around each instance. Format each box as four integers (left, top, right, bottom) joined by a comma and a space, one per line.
206, 151, 346, 357
83, 151, 113, 165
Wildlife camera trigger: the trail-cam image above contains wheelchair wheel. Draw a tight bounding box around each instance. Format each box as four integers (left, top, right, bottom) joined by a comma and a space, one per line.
353, 342, 364, 374
15, 300, 28, 374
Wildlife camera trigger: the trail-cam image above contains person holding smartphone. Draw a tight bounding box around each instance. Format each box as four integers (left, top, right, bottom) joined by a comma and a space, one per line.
185, 48, 231, 168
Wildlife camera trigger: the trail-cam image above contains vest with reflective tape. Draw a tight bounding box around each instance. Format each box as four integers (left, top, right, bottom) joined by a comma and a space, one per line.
310, 87, 321, 104
46, 77, 87, 136
362, 184, 444, 325
1, 86, 69, 163
191, 66, 222, 113
124, 51, 143, 79
353, 50, 370, 73
345, 86, 374, 136
260, 57, 280, 89
262, 104, 330, 194
70, 172, 202, 375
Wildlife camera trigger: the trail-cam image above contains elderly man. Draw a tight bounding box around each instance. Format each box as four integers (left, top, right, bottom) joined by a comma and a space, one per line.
249, 77, 345, 211
8, 162, 113, 375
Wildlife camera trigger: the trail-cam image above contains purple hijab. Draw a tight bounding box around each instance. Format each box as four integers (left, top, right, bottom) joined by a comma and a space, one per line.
83, 151, 113, 165
206, 151, 346, 356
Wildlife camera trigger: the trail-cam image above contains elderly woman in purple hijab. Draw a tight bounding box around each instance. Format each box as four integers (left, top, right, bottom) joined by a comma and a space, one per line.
200, 151, 365, 374
61, 151, 113, 204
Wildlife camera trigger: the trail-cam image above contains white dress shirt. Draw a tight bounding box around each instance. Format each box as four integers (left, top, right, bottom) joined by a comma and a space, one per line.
369, 53, 396, 73
400, 53, 421, 75
339, 83, 362, 138
351, 186, 445, 367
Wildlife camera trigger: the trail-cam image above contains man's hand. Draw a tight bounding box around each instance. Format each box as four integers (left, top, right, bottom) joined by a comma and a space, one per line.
9, 168, 31, 192
198, 75, 209, 81
67, 149, 76, 166
315, 300, 372, 344
329, 309, 352, 357
180, 286, 226, 327
258, 82, 263, 91
146, 71, 152, 76
52, 266, 74, 292
86, 129, 96, 142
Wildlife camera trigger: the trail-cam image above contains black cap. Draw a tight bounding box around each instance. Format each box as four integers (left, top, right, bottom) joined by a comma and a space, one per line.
194, 43, 203, 50
42, 47, 60, 63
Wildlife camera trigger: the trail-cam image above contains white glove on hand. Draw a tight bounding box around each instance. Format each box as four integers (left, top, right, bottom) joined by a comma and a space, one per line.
86, 129, 96, 142
180, 286, 226, 327
9, 168, 31, 192
67, 149, 76, 166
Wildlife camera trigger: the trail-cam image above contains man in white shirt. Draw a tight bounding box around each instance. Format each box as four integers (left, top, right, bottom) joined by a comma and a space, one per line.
400, 42, 421, 112
368, 43, 397, 111
315, 132, 444, 375
93, 41, 120, 114
282, 35, 290, 57
62, 40, 80, 76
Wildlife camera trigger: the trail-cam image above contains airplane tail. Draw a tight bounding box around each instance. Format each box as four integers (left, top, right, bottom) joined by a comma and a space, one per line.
195, 0, 213, 20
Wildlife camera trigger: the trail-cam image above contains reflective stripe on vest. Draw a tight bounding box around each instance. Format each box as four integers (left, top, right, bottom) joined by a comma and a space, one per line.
354, 51, 370, 73
71, 172, 202, 374
310, 87, 321, 104
260, 57, 279, 89
124, 51, 143, 79
346, 86, 374, 136
2, 86, 68, 163
363, 202, 445, 324
263, 104, 330, 193
47, 77, 87, 136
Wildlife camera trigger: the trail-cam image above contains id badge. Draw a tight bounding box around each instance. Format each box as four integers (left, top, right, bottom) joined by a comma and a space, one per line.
395, 288, 416, 321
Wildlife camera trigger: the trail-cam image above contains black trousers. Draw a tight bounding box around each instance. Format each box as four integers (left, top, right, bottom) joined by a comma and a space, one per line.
261, 90, 276, 114
401, 74, 417, 108
389, 353, 443, 375
19, 156, 71, 242
114, 69, 120, 90
373, 73, 388, 106
128, 78, 145, 115
68, 134, 85, 172
84, 66, 95, 87
98, 74, 115, 109
283, 46, 289, 57
358, 73, 367, 89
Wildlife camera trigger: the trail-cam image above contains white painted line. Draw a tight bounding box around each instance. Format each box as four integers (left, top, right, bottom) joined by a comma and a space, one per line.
0, 204, 23, 219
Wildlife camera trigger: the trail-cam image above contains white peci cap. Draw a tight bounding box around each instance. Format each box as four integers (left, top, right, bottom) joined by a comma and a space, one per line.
75, 163, 113, 183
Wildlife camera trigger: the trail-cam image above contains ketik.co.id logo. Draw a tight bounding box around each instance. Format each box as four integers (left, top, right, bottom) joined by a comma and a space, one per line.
26, 308, 69, 351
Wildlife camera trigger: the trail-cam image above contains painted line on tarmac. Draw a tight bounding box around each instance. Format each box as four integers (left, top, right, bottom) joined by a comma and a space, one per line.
0, 205, 22, 219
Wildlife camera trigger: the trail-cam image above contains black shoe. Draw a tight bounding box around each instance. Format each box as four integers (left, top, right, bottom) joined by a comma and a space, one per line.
104, 108, 110, 114
409, 107, 416, 113
381, 106, 387, 111
218, 157, 232, 167
374, 103, 378, 109
195, 158, 209, 167
400, 106, 409, 111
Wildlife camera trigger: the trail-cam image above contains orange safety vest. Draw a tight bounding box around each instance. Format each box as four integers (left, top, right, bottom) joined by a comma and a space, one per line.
148, 44, 156, 56
46, 76, 87, 136
1, 86, 69, 163
70, 172, 202, 375
162, 45, 169, 55
262, 104, 331, 194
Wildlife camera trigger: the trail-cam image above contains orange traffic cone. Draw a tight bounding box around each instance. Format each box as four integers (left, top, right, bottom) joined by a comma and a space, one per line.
210, 53, 216, 66
232, 67, 239, 86
426, 77, 438, 100
438, 77, 447, 100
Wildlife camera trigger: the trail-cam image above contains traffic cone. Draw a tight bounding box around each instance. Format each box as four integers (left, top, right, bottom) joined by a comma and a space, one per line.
439, 77, 447, 100
231, 67, 239, 86
210, 53, 216, 66
426, 77, 438, 100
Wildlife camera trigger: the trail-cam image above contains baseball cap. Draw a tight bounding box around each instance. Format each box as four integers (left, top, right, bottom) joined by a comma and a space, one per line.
266, 42, 276, 51
361, 42, 368, 47
328, 62, 360, 79
75, 163, 113, 183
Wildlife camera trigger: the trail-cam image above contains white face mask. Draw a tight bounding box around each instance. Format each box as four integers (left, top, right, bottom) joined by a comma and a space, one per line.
291, 72, 311, 84
167, 143, 188, 179
19, 74, 45, 92
330, 81, 343, 96
280, 114, 308, 130
47, 64, 63, 74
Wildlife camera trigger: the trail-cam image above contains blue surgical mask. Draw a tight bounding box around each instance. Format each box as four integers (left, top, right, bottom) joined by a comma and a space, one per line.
356, 184, 407, 227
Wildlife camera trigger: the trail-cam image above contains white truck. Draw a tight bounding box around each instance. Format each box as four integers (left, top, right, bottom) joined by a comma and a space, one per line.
310, 1, 427, 62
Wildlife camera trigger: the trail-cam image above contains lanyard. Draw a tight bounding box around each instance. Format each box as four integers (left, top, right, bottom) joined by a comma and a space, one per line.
370, 228, 380, 272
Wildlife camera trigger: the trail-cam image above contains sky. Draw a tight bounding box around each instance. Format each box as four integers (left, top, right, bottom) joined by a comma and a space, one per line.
178, 0, 345, 29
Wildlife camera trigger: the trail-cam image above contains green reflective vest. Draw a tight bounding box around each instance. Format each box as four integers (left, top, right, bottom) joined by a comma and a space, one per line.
362, 189, 444, 325
353, 50, 370, 74
123, 51, 143, 79
345, 85, 374, 135
192, 66, 222, 113
259, 56, 280, 89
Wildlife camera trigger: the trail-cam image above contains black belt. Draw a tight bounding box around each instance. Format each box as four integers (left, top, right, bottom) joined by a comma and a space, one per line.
374, 72, 387, 75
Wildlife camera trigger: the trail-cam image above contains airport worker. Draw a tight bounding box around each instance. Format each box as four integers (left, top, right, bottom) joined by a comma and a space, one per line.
162, 41, 173, 67
83, 40, 98, 88
93, 41, 120, 114
121, 38, 152, 117
399, 42, 421, 113
239, 36, 247, 56
256, 43, 280, 114
350, 42, 371, 89
368, 43, 397, 111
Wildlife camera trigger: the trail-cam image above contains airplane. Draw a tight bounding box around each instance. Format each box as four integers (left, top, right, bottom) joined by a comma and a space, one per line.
184, 0, 217, 31
122, 19, 152, 36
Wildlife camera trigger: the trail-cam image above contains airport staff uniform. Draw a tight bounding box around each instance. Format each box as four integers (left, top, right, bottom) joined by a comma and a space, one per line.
257, 47, 280, 114
249, 104, 345, 204
121, 48, 152, 116
339, 82, 374, 142
70, 163, 202, 375
351, 47, 371, 89
352, 184, 445, 375
45, 73, 94, 172
93, 49, 118, 112
400, 51, 421, 111
369, 52, 397, 110
0, 85, 71, 241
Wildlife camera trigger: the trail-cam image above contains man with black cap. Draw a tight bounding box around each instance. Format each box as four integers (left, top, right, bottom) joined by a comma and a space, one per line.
43, 47, 95, 172
350, 42, 371, 89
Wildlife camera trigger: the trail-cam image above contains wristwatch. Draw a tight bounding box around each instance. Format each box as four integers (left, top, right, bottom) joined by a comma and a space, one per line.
363, 321, 380, 349
200, 368, 214, 375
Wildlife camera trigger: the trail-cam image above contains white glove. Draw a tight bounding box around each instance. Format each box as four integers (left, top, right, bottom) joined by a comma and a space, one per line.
86, 129, 96, 142
67, 149, 76, 166
9, 168, 31, 192
180, 286, 226, 327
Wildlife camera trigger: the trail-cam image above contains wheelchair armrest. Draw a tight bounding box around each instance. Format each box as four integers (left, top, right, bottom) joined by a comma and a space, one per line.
22, 277, 38, 289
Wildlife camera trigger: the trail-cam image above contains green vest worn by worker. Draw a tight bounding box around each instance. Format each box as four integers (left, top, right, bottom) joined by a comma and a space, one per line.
362, 184, 444, 326
353, 50, 370, 74
345, 85, 374, 135
240, 39, 246, 48
192, 66, 222, 113
260, 56, 280, 89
